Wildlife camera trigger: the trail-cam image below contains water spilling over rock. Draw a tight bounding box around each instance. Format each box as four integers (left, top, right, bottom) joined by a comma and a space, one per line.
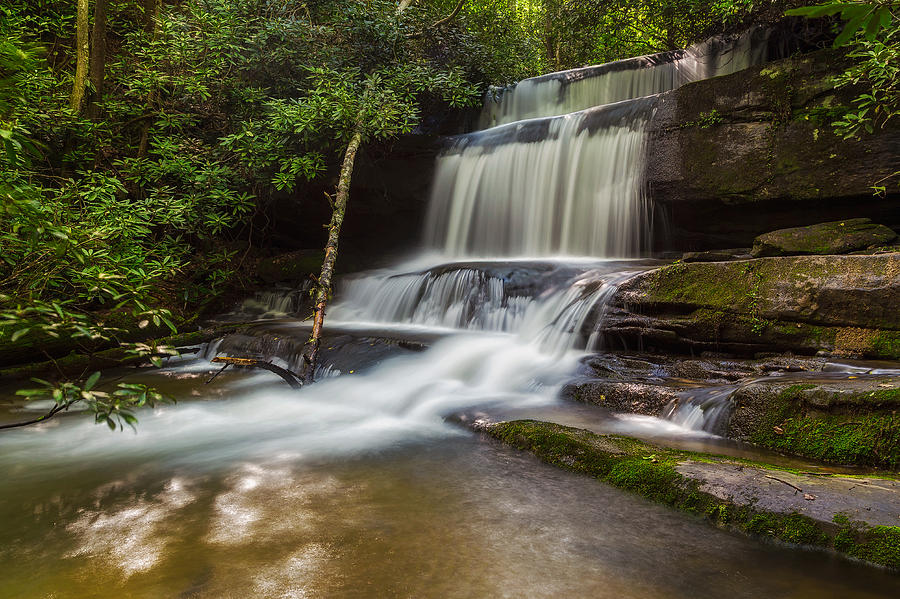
480, 28, 770, 128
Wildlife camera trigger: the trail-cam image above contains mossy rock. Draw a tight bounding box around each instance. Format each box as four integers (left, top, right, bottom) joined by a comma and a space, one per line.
751, 218, 898, 258
481, 419, 900, 570
731, 381, 900, 470
605, 254, 900, 359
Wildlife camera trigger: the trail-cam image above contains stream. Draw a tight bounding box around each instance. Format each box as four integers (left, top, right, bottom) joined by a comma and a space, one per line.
1, 28, 898, 598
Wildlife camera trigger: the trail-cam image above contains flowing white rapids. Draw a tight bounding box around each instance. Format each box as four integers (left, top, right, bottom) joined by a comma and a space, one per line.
329, 264, 633, 354
480, 28, 770, 128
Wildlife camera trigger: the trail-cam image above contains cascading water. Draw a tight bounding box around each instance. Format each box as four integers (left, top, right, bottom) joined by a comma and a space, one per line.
661, 386, 738, 435
424, 100, 654, 257
231, 28, 779, 428
424, 30, 772, 259
479, 28, 770, 128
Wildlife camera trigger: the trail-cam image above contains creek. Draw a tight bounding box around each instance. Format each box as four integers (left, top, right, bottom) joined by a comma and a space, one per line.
1, 30, 898, 597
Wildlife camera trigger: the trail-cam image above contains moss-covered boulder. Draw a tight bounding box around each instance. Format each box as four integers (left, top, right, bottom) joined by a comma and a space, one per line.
602, 254, 900, 359
729, 379, 900, 470
479, 419, 900, 570
751, 218, 897, 258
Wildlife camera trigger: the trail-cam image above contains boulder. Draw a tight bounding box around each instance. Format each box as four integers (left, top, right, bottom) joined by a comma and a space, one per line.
600, 254, 900, 359
751, 218, 897, 257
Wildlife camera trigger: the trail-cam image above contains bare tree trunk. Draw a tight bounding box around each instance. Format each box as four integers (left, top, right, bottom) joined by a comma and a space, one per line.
86, 0, 109, 118
70, 0, 90, 114
300, 127, 364, 382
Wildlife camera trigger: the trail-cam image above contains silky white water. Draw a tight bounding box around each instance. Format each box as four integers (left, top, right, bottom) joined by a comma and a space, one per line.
480, 29, 769, 128
424, 105, 652, 257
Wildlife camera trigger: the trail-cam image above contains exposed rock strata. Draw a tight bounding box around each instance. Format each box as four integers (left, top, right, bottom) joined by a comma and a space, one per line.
601, 254, 900, 359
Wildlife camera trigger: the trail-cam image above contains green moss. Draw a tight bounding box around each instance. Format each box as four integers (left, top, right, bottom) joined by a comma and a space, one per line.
745, 513, 828, 545
747, 385, 900, 470
870, 331, 900, 360
484, 420, 900, 569
830, 516, 900, 570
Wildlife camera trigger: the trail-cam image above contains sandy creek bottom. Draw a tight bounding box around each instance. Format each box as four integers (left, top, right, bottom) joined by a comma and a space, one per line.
0, 357, 898, 598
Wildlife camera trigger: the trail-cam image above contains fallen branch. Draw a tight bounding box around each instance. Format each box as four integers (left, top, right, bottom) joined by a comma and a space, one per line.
0, 402, 70, 430
210, 356, 302, 389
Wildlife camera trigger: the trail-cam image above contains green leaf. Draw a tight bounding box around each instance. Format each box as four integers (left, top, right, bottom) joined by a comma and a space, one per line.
84, 371, 101, 391
835, 12, 870, 46
10, 327, 30, 342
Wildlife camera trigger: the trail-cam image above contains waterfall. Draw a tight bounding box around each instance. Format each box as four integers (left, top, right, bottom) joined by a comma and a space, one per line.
424, 99, 655, 258
423, 29, 771, 259
330, 263, 640, 354
480, 28, 770, 128
220, 27, 777, 436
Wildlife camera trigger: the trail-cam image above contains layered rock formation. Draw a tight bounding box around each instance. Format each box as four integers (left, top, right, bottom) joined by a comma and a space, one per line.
600, 254, 900, 359
647, 49, 900, 251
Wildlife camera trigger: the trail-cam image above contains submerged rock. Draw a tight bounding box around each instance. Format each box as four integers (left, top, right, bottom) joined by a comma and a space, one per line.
750, 218, 897, 258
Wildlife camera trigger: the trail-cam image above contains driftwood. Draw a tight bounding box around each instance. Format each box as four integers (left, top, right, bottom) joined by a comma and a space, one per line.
210, 356, 302, 389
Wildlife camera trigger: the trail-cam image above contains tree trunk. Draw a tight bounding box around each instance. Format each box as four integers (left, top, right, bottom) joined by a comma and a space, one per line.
86, 0, 109, 118
300, 127, 364, 382
143, 0, 159, 32
69, 0, 90, 114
